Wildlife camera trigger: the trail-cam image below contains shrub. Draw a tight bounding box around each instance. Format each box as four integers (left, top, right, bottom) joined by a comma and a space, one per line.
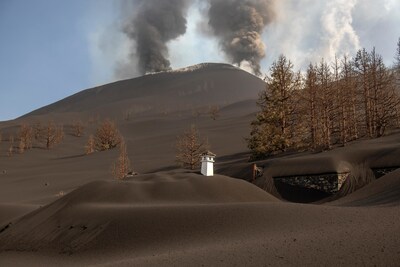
112, 139, 132, 180
72, 120, 84, 137
85, 134, 95, 154
18, 124, 34, 153
8, 135, 14, 157
42, 122, 64, 149
209, 105, 220, 120
94, 119, 121, 151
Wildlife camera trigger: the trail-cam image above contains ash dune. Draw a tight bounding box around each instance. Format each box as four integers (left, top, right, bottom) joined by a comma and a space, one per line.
0, 173, 278, 252
1, 63, 400, 266
333, 168, 400, 206
1, 172, 399, 266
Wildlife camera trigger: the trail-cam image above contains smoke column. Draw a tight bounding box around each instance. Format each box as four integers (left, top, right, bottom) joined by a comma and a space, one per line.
321, 0, 360, 61
207, 0, 276, 75
122, 0, 190, 75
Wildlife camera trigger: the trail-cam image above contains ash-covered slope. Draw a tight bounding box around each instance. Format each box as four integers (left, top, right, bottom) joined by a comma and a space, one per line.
0, 62, 266, 208
332, 168, 400, 206
24, 63, 265, 119
1, 172, 400, 266
0, 172, 278, 253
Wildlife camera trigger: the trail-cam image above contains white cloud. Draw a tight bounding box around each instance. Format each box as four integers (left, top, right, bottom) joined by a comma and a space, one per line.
261, 0, 361, 71
321, 0, 360, 60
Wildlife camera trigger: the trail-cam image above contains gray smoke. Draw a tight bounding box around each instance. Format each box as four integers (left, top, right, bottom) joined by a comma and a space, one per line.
207, 0, 276, 75
121, 0, 190, 75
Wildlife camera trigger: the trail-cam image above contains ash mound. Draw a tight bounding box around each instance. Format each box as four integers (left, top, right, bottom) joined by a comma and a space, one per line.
0, 172, 278, 253
333, 168, 400, 206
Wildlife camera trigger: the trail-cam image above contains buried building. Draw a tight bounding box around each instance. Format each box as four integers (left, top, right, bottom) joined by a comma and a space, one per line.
201, 151, 216, 176
272, 164, 399, 203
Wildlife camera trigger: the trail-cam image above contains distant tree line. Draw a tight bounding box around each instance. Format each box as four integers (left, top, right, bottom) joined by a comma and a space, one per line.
248, 39, 400, 160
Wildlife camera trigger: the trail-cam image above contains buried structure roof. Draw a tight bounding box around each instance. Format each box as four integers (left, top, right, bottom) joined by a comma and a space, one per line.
201, 151, 216, 157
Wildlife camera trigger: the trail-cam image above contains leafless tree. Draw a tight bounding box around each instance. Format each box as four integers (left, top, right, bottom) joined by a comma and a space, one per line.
354, 48, 373, 137
209, 105, 220, 120
395, 37, 400, 84
332, 56, 346, 145
8, 135, 14, 157
302, 63, 319, 150
33, 122, 42, 141
17, 124, 34, 153
123, 109, 133, 121
340, 55, 359, 141
95, 119, 122, 151
72, 120, 84, 137
316, 59, 336, 150
85, 134, 96, 154
371, 55, 400, 137
42, 122, 64, 149
112, 138, 132, 180
176, 125, 207, 169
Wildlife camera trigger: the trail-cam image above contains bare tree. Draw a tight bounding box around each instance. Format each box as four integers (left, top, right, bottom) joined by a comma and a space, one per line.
95, 119, 122, 151
332, 56, 347, 146
42, 122, 64, 149
372, 55, 400, 136
341, 55, 359, 141
302, 63, 319, 150
393, 37, 400, 88
176, 125, 207, 170
395, 37, 400, 71
17, 124, 34, 153
209, 105, 220, 120
316, 59, 336, 150
123, 109, 133, 121
33, 122, 42, 141
112, 138, 132, 180
85, 134, 96, 154
354, 48, 373, 137
394, 38, 400, 125
8, 135, 14, 157
18, 139, 24, 154
72, 120, 84, 137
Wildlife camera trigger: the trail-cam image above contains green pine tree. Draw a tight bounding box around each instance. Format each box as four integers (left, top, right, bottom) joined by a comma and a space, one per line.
247, 55, 300, 159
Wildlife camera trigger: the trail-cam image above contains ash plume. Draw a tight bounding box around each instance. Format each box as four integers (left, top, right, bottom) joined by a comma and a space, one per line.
207, 0, 276, 75
121, 0, 191, 75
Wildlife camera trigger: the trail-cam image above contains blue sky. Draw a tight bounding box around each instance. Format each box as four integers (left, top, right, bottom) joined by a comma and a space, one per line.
0, 0, 399, 121
0, 0, 114, 121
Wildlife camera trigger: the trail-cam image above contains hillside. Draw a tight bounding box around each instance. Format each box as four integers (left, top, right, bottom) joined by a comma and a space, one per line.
23, 63, 264, 120
0, 63, 266, 205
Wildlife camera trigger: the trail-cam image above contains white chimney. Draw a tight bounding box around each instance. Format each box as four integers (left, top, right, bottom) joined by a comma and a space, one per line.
201, 151, 216, 176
